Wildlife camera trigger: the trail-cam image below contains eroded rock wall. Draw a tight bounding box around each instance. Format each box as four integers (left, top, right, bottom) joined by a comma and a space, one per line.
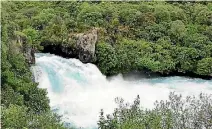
74, 28, 98, 63
41, 28, 99, 63
23, 46, 35, 64
16, 35, 35, 64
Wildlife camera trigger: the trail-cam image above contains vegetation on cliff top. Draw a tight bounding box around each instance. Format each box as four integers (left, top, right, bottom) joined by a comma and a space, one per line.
93, 2, 212, 76
2, 1, 212, 76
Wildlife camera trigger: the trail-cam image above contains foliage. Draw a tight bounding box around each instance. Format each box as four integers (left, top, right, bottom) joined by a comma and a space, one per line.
2, 1, 212, 77
96, 42, 118, 75
1, 1, 66, 128
96, 39, 176, 75
2, 105, 66, 129
98, 92, 212, 129
197, 57, 212, 75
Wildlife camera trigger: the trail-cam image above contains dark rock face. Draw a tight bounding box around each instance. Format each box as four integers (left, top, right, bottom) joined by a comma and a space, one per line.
23, 46, 35, 64
16, 35, 35, 64
41, 28, 98, 63
41, 43, 78, 59
78, 50, 93, 63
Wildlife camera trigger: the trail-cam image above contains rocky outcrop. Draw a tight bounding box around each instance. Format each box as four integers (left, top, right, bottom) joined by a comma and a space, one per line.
23, 46, 35, 64
41, 28, 99, 63
71, 28, 98, 63
16, 34, 35, 64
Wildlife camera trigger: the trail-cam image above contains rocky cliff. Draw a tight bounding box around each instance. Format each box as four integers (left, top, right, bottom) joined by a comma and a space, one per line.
23, 46, 35, 64
42, 28, 99, 63
74, 28, 98, 63
16, 34, 35, 64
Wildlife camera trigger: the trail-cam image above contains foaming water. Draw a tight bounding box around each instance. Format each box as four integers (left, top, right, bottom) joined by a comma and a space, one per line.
32, 53, 212, 129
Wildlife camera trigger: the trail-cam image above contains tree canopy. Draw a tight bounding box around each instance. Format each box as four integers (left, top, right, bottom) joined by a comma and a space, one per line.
2, 1, 212, 76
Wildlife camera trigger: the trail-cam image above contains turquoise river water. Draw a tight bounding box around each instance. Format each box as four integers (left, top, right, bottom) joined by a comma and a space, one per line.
32, 53, 212, 129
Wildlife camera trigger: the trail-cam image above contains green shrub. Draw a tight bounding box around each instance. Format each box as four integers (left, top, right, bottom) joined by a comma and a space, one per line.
98, 92, 212, 129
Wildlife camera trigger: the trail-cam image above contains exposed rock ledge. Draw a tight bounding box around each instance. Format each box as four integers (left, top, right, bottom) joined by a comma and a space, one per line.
74, 28, 98, 63
16, 34, 35, 64
23, 46, 35, 64
41, 28, 98, 63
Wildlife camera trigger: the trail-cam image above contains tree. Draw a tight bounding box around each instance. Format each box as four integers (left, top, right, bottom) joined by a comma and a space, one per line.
32, 8, 55, 30
169, 20, 186, 43
77, 2, 103, 27
2, 105, 66, 129
42, 15, 68, 43
2, 105, 29, 128
193, 4, 212, 24
146, 22, 169, 41
22, 27, 40, 48
96, 42, 118, 75
154, 4, 171, 23
24, 86, 50, 114
175, 47, 199, 72
196, 57, 212, 75
118, 8, 139, 26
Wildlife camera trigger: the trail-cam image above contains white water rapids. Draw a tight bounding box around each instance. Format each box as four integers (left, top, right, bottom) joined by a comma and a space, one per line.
32, 53, 212, 129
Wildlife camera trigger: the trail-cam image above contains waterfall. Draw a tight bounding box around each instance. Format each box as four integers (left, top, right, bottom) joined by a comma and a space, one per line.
32, 53, 212, 129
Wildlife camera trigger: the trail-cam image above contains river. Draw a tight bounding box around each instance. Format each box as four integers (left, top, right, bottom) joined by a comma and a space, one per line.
32, 53, 212, 129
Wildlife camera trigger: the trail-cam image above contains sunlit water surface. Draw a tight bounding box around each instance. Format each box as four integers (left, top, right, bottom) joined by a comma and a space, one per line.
32, 53, 212, 129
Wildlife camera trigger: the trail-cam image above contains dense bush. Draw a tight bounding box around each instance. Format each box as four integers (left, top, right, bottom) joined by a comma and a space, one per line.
98, 92, 212, 129
197, 57, 212, 75
97, 39, 177, 75
2, 105, 65, 129
96, 42, 118, 75
2, 1, 212, 76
